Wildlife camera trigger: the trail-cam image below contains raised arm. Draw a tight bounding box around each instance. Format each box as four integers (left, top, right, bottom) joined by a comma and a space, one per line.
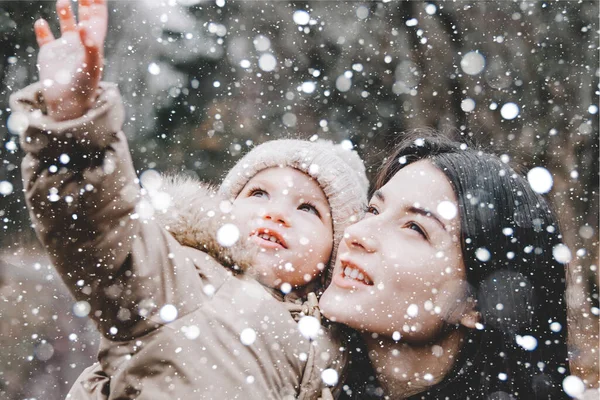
11, 0, 205, 340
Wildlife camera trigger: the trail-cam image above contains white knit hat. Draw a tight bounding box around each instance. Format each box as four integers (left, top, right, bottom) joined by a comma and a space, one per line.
219, 139, 369, 273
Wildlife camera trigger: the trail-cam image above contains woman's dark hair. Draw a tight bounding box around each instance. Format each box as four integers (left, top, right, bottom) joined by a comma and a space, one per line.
348, 129, 570, 399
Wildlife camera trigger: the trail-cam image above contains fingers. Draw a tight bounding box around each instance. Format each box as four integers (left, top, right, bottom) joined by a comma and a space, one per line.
34, 19, 55, 47
57, 0, 77, 34
79, 0, 108, 43
86, 0, 107, 21
89, 0, 108, 39
79, 0, 92, 22
78, 24, 104, 84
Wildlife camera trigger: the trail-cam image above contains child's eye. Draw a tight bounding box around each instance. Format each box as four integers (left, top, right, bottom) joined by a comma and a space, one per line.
406, 222, 427, 239
365, 205, 379, 215
298, 203, 320, 217
248, 188, 268, 199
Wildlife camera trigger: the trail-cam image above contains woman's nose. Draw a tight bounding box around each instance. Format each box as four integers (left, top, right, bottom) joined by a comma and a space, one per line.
343, 222, 377, 253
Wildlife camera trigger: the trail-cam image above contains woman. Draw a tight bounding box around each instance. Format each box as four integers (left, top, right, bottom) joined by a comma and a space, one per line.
320, 131, 571, 399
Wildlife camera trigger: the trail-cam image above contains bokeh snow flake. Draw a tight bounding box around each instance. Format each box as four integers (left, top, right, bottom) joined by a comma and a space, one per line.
280, 282, 292, 294
203, 284, 215, 297
240, 327, 257, 345
6, 112, 29, 135
475, 247, 491, 262
335, 74, 352, 92
406, 304, 419, 318
48, 188, 60, 202
253, 35, 271, 51
527, 166, 553, 194
73, 301, 91, 317
136, 198, 155, 220
217, 223, 240, 247
59, 153, 71, 164
406, 18, 418, 27
298, 315, 320, 339
160, 304, 178, 322
341, 140, 354, 151
437, 201, 457, 220
562, 375, 585, 398
321, 368, 339, 386
552, 243, 572, 264
460, 98, 476, 112
425, 3, 437, 15
293, 10, 310, 25
460, 51, 486, 75
500, 102, 520, 120
282, 112, 297, 127
182, 324, 200, 340
140, 169, 163, 192
148, 62, 161, 75
35, 341, 55, 361
258, 53, 277, 72
550, 322, 562, 333
301, 81, 316, 94
516, 334, 538, 351
0, 181, 13, 196
356, 6, 369, 20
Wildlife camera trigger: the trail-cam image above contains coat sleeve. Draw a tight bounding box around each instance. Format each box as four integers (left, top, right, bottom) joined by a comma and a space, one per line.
11, 82, 209, 340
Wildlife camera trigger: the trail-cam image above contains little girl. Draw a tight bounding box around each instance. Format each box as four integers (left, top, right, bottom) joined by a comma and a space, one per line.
10, 1, 368, 399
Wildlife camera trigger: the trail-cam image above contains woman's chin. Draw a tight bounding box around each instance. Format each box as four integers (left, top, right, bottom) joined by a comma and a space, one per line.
319, 287, 344, 322
320, 287, 362, 328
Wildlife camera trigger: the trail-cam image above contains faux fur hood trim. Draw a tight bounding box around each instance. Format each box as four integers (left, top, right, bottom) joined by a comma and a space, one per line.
149, 174, 253, 272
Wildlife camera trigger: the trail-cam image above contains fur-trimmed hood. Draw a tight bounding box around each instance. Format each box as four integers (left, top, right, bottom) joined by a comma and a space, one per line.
149, 174, 253, 271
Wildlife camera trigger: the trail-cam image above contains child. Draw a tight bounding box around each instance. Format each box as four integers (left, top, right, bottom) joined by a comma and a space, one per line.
10, 1, 368, 398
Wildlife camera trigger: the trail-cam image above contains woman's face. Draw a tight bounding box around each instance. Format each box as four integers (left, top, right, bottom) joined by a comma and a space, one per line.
320, 160, 471, 342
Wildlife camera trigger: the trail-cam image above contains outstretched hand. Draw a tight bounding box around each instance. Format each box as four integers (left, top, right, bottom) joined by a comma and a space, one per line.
35, 0, 107, 121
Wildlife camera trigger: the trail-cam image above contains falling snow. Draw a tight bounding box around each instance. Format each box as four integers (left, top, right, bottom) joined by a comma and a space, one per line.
0, 1, 597, 399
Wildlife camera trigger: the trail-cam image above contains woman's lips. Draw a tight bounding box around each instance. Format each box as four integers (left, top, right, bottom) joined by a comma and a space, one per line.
251, 227, 287, 249
333, 259, 374, 288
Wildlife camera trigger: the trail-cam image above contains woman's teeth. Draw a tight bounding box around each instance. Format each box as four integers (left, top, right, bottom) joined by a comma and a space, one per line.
343, 266, 372, 285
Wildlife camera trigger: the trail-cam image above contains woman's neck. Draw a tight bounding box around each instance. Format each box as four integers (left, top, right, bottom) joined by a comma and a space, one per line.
363, 327, 466, 399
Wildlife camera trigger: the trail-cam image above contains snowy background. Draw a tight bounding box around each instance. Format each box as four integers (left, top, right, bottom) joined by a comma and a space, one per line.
0, 1, 598, 398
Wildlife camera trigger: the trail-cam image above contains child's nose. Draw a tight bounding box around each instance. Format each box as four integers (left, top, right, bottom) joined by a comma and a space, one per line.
263, 205, 290, 226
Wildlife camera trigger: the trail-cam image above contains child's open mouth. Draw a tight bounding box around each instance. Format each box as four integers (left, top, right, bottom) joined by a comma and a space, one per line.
252, 228, 288, 249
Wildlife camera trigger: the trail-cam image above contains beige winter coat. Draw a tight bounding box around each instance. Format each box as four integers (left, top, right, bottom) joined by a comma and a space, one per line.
11, 83, 347, 400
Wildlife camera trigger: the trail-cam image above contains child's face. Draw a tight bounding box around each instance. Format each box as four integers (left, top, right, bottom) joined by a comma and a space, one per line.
232, 166, 333, 289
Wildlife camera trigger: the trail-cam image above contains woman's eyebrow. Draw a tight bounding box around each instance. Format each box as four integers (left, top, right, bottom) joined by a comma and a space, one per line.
374, 190, 385, 202
407, 206, 447, 231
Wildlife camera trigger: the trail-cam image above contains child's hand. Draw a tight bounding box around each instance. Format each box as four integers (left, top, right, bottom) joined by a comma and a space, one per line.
34, 0, 107, 121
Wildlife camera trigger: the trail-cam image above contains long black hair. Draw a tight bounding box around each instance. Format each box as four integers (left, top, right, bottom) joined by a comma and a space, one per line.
346, 130, 570, 399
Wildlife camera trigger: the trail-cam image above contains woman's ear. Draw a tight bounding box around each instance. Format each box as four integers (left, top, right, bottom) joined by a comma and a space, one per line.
459, 309, 481, 329
457, 294, 480, 329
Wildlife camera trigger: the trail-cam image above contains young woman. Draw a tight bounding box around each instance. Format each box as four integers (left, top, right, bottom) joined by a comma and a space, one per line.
320, 131, 571, 399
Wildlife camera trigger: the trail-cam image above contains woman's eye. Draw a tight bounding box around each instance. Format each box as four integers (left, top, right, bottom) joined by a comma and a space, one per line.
407, 222, 426, 238
298, 203, 320, 216
249, 188, 268, 198
366, 205, 379, 215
